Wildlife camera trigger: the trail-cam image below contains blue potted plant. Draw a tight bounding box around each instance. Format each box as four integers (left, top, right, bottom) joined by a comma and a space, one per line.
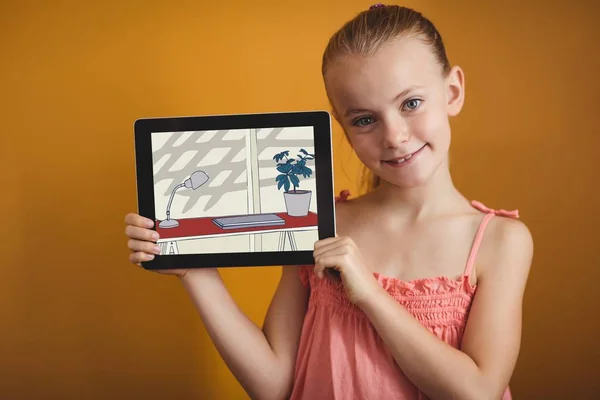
273, 149, 314, 216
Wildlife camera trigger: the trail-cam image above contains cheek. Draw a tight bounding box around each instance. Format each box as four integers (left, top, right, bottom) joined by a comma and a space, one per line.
348, 134, 380, 163
412, 108, 450, 146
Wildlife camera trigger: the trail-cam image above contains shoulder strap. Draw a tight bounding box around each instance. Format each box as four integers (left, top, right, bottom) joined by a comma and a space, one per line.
464, 200, 520, 277
464, 213, 495, 276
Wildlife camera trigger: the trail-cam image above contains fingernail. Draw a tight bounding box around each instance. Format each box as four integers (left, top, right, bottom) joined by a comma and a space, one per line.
147, 219, 154, 227
154, 246, 161, 254
146, 254, 155, 260
152, 233, 159, 241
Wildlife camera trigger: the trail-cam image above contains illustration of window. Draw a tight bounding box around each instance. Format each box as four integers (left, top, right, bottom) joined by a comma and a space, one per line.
151, 126, 318, 255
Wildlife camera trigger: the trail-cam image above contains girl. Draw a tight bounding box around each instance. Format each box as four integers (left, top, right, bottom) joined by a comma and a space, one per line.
124, 4, 533, 400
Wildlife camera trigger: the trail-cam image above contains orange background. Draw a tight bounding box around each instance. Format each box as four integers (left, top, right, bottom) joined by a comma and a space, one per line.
2, 0, 598, 398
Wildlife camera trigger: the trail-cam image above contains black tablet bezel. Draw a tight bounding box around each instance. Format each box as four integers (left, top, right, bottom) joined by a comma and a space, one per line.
133, 110, 335, 270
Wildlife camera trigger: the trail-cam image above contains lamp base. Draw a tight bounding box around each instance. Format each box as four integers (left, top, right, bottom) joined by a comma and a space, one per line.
159, 219, 180, 229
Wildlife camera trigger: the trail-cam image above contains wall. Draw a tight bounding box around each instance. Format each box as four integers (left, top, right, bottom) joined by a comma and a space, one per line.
2, 0, 598, 398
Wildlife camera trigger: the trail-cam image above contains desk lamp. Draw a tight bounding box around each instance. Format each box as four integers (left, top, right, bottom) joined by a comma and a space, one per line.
159, 170, 209, 229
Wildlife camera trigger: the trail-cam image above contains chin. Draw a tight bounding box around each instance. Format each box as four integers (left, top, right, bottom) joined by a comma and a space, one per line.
381, 173, 431, 189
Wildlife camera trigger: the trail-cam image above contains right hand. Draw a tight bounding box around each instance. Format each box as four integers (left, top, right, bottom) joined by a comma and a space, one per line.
124, 212, 189, 278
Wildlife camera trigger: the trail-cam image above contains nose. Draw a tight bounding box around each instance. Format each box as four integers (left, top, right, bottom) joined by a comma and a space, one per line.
381, 118, 410, 148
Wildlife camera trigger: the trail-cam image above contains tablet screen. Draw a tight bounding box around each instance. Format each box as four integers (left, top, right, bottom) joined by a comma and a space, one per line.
134, 111, 335, 269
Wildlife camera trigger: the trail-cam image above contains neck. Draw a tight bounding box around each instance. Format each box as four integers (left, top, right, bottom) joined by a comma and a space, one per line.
369, 156, 465, 220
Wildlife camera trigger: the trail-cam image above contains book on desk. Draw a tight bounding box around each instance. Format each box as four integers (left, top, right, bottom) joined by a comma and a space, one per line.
212, 213, 286, 230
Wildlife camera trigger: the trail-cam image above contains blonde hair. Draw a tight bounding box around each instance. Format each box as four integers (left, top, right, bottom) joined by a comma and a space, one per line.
321, 5, 451, 192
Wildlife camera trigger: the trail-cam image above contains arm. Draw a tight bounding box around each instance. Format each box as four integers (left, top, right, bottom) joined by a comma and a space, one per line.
179, 266, 309, 400
358, 218, 534, 400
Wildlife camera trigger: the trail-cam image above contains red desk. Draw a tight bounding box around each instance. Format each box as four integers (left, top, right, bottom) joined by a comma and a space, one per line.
156, 212, 318, 255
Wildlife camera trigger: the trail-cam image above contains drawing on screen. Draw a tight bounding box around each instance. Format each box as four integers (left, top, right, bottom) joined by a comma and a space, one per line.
151, 127, 319, 255
273, 148, 314, 217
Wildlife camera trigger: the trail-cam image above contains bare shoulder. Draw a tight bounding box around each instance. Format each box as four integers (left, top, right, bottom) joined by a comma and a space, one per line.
334, 198, 351, 235
487, 216, 533, 252
333, 192, 369, 234
461, 215, 534, 392
477, 215, 534, 286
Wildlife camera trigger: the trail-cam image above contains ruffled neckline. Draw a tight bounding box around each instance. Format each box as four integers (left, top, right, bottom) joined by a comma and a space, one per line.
328, 189, 518, 298
371, 271, 476, 297
309, 267, 476, 298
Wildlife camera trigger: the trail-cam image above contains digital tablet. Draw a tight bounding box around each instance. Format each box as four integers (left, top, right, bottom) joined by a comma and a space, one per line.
133, 110, 336, 270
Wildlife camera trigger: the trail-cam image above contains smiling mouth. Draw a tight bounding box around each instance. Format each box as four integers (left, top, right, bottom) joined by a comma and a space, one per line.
383, 144, 426, 165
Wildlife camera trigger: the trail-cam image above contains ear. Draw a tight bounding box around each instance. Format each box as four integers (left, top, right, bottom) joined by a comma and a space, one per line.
446, 65, 465, 117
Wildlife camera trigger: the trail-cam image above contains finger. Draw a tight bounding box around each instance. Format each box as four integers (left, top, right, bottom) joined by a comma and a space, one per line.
125, 213, 154, 228
128, 239, 162, 255
313, 246, 349, 262
313, 263, 326, 279
314, 239, 345, 256
313, 239, 352, 259
125, 225, 159, 242
314, 255, 342, 279
129, 251, 155, 265
314, 236, 341, 249
314, 264, 341, 282
125, 213, 155, 229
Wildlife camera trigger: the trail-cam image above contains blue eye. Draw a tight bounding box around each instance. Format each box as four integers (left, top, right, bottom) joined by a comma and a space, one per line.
352, 116, 374, 127
404, 99, 422, 110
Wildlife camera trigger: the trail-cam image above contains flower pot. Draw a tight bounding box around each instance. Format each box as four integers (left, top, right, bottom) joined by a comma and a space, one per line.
283, 190, 312, 217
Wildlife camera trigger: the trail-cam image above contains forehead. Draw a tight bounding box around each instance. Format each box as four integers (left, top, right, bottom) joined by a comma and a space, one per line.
325, 36, 441, 104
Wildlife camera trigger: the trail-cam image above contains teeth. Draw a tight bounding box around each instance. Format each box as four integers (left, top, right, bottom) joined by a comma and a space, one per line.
389, 155, 410, 163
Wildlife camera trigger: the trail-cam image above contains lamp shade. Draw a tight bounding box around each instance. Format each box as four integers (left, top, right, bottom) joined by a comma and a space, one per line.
184, 171, 209, 189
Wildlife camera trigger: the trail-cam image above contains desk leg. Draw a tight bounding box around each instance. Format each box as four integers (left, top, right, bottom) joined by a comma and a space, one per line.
278, 231, 286, 251
277, 231, 298, 251
160, 241, 179, 255
287, 231, 297, 251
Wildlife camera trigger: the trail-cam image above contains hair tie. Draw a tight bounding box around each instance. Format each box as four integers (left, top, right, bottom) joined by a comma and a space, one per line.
370, 3, 386, 9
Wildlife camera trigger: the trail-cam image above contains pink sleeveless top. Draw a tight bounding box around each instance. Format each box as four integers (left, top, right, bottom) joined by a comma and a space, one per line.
290, 191, 519, 400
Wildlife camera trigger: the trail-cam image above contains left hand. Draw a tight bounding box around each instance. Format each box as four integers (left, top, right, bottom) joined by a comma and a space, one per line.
313, 236, 382, 305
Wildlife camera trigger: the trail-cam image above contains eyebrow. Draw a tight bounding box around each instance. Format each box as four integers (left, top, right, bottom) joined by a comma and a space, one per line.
343, 85, 426, 117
